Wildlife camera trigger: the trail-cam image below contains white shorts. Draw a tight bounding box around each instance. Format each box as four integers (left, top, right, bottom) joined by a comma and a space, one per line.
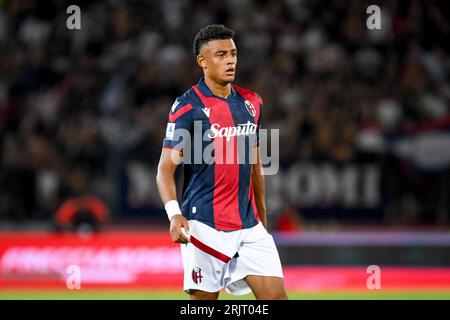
180, 220, 284, 296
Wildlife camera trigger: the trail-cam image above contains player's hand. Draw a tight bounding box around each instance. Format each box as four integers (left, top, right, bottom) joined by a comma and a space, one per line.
169, 214, 190, 244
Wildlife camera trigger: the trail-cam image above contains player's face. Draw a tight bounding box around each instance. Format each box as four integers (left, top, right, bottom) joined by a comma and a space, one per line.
198, 39, 237, 85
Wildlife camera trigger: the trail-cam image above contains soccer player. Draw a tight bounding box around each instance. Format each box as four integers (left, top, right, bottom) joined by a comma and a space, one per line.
156, 24, 288, 300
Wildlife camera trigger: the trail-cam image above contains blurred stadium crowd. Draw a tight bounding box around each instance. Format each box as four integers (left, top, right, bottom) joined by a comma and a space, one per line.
0, 0, 449, 226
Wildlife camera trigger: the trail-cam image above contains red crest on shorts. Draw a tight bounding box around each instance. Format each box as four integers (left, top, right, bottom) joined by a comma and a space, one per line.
192, 267, 203, 284
244, 100, 256, 117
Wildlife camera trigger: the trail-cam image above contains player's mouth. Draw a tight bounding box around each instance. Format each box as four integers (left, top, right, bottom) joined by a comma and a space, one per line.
225, 67, 235, 76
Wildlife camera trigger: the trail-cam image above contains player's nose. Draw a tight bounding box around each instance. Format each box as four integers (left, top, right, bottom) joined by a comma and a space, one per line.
225, 60, 235, 68
225, 55, 236, 65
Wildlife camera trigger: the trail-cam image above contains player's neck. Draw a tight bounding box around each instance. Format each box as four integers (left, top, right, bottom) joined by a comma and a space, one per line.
204, 77, 231, 99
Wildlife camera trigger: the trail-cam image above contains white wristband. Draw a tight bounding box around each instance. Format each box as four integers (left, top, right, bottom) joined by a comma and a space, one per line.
164, 200, 182, 221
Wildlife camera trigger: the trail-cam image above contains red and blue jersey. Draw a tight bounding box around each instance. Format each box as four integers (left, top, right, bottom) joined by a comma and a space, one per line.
162, 77, 263, 231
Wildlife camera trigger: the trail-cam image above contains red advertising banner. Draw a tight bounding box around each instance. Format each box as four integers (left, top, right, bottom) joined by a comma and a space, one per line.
0, 231, 184, 289
1, 232, 449, 292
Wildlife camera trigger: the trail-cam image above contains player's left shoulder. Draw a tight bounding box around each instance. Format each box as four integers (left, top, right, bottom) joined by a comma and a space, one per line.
232, 83, 263, 106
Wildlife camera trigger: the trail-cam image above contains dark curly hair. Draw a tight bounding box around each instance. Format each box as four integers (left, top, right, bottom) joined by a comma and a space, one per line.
193, 24, 235, 56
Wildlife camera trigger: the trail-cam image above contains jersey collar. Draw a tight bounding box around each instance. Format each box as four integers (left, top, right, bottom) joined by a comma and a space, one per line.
196, 77, 237, 101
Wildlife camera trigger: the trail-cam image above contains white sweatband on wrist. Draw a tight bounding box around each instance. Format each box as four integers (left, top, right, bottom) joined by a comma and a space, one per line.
164, 200, 182, 221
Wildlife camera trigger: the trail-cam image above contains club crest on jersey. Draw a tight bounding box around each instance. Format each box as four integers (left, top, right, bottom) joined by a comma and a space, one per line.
192, 267, 203, 284
244, 100, 256, 117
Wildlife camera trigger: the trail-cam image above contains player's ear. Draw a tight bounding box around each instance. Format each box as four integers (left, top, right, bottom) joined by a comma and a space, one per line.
197, 54, 207, 69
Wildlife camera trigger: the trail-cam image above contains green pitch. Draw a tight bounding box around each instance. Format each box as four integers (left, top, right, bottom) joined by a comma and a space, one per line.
1, 290, 449, 300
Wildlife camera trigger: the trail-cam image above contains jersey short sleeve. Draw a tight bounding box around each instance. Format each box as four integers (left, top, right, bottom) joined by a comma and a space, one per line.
162, 98, 194, 151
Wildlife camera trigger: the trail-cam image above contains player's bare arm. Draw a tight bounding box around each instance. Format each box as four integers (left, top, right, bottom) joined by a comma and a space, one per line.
252, 146, 267, 228
156, 148, 190, 244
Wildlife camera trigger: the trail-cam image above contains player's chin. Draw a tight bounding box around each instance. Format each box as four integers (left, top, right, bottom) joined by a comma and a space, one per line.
222, 73, 235, 83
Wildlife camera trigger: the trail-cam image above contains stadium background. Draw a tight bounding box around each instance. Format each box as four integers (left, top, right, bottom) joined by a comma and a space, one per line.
0, 0, 450, 299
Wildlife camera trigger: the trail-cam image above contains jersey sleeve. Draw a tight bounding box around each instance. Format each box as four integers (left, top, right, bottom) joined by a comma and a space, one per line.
162, 98, 194, 151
